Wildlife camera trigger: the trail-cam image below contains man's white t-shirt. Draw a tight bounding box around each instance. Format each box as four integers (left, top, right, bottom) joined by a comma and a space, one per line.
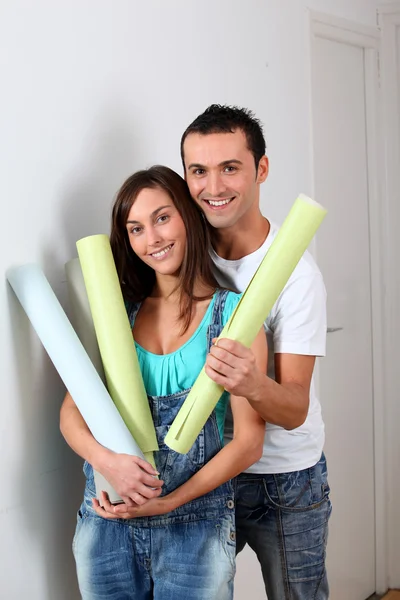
210, 222, 327, 474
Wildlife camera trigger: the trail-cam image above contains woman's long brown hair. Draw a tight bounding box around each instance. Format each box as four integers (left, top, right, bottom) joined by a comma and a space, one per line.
110, 165, 219, 333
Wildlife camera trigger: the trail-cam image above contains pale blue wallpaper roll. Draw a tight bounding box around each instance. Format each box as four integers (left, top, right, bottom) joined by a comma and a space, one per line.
6, 263, 144, 459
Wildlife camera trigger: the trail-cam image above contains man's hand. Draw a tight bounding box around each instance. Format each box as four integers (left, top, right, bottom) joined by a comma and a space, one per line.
92, 491, 174, 520
205, 338, 264, 400
97, 452, 164, 507
206, 336, 314, 430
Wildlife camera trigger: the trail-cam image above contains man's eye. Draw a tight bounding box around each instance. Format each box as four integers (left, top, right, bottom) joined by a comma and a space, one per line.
193, 168, 205, 176
224, 166, 236, 173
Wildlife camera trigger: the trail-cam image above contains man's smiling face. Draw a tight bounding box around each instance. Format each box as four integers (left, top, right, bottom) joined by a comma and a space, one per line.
183, 129, 268, 230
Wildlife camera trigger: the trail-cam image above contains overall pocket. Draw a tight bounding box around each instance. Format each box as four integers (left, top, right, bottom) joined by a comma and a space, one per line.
155, 424, 205, 494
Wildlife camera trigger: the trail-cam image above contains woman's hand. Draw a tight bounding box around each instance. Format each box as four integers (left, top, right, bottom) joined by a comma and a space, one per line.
92, 491, 175, 520
97, 452, 164, 507
60, 393, 163, 506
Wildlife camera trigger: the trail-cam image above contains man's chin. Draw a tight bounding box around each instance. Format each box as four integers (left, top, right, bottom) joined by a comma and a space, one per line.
204, 213, 237, 229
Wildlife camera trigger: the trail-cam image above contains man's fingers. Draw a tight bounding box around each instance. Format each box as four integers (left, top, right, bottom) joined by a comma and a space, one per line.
212, 338, 249, 358
205, 364, 229, 387
207, 354, 235, 377
208, 345, 241, 368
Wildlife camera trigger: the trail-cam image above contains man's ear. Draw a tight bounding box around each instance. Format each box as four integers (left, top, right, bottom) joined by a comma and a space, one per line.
256, 155, 269, 183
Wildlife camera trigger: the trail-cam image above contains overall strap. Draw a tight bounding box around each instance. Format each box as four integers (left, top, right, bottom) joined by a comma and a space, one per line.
210, 288, 230, 326
206, 289, 230, 352
127, 291, 229, 330
126, 300, 141, 329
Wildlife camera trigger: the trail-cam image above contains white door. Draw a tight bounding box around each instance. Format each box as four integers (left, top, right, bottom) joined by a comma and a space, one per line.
311, 24, 376, 600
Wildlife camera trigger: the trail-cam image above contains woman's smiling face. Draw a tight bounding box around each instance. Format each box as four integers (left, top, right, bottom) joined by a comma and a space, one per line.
126, 186, 187, 276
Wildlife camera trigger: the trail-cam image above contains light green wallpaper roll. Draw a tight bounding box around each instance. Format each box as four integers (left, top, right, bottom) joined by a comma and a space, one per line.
165, 195, 327, 454
76, 234, 158, 458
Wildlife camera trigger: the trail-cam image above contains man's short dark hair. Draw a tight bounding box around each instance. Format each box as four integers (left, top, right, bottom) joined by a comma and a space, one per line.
180, 104, 266, 170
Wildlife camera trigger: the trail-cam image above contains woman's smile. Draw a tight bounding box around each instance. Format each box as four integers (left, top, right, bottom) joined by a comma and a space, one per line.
148, 243, 175, 260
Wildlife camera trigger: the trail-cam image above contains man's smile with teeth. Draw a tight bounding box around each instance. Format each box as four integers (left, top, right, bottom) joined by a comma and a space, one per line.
205, 198, 234, 207
150, 244, 173, 258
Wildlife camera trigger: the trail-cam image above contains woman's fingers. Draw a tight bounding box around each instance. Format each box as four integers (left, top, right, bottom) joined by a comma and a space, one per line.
134, 456, 160, 476
92, 496, 119, 519
138, 471, 164, 489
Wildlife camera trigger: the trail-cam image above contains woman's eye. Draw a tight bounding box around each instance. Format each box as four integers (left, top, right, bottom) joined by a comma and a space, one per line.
157, 214, 169, 224
130, 227, 142, 235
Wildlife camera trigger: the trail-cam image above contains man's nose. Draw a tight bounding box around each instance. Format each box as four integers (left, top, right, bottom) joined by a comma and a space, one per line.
207, 172, 225, 198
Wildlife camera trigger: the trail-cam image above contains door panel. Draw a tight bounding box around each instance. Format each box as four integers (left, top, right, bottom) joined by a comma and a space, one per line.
311, 34, 375, 600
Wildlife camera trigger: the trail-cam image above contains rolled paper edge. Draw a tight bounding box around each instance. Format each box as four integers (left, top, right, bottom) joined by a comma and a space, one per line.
163, 433, 192, 455
297, 192, 326, 211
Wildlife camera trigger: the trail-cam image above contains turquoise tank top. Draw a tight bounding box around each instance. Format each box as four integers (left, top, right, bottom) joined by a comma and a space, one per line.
133, 291, 241, 441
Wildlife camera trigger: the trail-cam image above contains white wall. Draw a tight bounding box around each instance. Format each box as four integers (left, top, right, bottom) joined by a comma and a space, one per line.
0, 1, 380, 598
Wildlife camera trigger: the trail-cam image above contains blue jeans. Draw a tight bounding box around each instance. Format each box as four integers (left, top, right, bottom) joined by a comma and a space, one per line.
235, 453, 331, 600
73, 290, 236, 599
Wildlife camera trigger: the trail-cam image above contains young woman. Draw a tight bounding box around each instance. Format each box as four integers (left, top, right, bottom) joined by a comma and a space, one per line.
60, 166, 267, 600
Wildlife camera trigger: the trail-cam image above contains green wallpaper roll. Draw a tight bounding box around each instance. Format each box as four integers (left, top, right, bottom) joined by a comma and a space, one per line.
165, 194, 327, 454
76, 234, 158, 456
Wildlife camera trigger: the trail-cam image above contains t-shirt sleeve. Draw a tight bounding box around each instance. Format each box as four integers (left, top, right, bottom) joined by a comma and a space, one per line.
270, 272, 327, 356
221, 291, 242, 326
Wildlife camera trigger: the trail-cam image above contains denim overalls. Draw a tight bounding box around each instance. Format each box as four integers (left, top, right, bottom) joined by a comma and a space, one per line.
73, 290, 236, 600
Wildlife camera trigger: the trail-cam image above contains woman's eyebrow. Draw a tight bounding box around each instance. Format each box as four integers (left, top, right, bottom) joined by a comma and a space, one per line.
127, 204, 172, 224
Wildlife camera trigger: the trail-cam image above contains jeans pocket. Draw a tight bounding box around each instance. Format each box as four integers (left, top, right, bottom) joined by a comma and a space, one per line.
263, 456, 330, 512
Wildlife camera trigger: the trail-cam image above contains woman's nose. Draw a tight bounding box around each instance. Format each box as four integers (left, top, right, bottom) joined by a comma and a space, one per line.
146, 227, 162, 247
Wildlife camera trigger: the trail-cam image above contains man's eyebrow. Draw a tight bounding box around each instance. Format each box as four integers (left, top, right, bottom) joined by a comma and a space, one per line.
219, 159, 243, 167
126, 204, 172, 224
187, 162, 206, 171
187, 159, 243, 170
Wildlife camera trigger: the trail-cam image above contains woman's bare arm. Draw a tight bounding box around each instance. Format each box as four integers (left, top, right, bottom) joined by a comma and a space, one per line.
60, 392, 162, 506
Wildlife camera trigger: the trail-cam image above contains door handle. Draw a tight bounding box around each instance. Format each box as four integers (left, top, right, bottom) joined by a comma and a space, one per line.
327, 327, 343, 333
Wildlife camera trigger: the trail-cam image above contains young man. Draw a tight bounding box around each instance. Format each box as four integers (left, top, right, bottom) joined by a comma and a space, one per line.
181, 104, 331, 600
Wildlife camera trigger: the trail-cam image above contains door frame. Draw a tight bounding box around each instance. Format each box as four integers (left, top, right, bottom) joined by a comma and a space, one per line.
307, 10, 388, 595
378, 2, 400, 588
